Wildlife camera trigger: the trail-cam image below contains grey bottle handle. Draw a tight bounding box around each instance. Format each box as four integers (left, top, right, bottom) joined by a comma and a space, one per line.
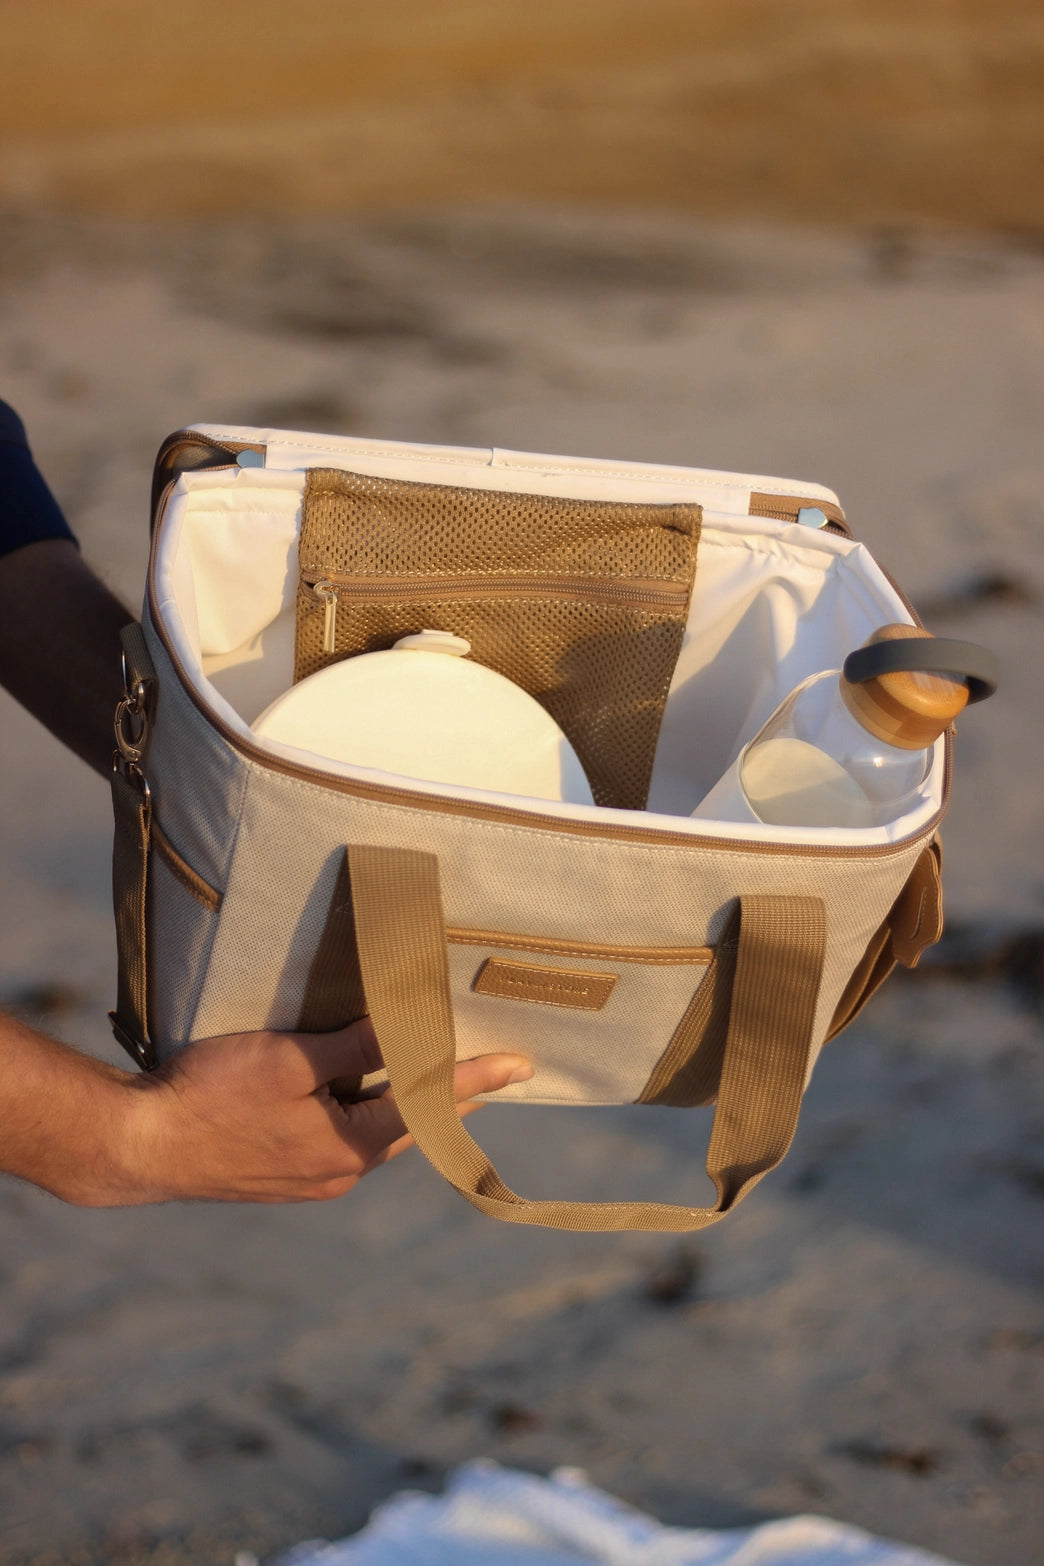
842, 638, 998, 703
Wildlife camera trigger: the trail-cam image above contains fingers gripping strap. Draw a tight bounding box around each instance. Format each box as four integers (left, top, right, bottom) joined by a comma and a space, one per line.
346, 846, 516, 1205
347, 845, 826, 1232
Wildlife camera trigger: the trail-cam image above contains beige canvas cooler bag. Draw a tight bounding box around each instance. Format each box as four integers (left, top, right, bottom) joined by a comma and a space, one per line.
111, 423, 954, 1232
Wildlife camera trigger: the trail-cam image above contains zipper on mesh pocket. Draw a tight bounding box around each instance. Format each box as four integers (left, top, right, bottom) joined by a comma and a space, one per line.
301, 570, 693, 656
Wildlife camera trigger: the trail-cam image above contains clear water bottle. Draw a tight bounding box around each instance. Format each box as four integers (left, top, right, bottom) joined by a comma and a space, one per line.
692, 625, 996, 828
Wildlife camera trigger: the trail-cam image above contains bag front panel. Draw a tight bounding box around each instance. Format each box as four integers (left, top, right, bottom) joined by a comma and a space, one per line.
177, 743, 932, 1098
446, 939, 713, 1104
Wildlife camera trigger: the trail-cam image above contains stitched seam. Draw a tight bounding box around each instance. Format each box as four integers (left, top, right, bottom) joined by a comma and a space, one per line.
448, 929, 712, 964
298, 568, 696, 586
472, 986, 614, 1011
909, 887, 927, 943
238, 750, 930, 865
489, 463, 835, 498
267, 438, 838, 501
306, 484, 699, 524
269, 440, 491, 466
299, 594, 687, 610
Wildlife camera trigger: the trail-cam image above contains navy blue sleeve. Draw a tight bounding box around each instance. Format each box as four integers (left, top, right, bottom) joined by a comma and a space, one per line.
0, 400, 77, 559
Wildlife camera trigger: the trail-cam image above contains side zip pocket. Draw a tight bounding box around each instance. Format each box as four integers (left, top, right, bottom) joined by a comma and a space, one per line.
150, 818, 222, 913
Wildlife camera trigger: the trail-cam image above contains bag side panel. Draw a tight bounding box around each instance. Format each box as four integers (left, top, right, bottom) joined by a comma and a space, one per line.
825, 836, 944, 1041
147, 850, 221, 1056
142, 615, 250, 1056
143, 613, 250, 898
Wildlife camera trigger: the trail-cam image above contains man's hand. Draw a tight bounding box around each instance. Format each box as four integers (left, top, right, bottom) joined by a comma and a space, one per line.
123, 1019, 532, 1206
0, 1008, 532, 1207
0, 421, 535, 1209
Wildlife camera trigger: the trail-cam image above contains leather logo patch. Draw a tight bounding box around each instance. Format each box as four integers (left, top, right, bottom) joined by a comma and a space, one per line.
473, 957, 616, 1010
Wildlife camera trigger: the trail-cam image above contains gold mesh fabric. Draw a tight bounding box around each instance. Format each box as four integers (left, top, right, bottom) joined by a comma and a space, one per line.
295, 470, 700, 810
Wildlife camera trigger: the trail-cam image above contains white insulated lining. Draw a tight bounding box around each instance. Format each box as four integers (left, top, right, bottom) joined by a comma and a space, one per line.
152, 436, 943, 848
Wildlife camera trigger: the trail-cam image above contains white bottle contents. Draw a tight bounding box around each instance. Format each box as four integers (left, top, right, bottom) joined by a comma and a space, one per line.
251, 630, 595, 806
693, 625, 969, 829
739, 733, 875, 828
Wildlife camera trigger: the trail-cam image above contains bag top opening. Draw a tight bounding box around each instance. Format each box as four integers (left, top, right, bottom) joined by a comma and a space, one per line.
150, 447, 943, 849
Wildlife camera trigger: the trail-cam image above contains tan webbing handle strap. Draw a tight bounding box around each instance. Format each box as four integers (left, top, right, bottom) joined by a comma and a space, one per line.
347, 844, 826, 1232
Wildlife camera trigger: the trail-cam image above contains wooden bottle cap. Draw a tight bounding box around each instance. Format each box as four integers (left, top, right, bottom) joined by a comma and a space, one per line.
840, 624, 969, 750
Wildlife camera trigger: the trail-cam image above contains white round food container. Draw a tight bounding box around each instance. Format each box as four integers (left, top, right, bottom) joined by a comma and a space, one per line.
252, 630, 594, 805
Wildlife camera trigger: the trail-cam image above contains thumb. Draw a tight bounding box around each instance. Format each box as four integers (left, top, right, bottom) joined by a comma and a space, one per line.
452, 1053, 534, 1101
332, 1053, 534, 1170
289, 1016, 383, 1091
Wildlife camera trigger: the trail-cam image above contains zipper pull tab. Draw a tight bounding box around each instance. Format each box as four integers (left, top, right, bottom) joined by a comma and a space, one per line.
312, 579, 339, 653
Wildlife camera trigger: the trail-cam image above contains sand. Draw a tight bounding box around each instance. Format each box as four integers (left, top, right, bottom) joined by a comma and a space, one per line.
0, 206, 1041, 1565
2, 1, 1044, 232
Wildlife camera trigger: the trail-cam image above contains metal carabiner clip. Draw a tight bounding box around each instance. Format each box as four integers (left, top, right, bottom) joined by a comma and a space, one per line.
113, 650, 151, 791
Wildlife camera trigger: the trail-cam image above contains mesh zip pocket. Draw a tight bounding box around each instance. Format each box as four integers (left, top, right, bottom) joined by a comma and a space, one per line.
295, 469, 700, 810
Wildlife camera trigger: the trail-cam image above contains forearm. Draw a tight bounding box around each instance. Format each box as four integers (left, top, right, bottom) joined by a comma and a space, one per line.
0, 1008, 534, 1208
0, 539, 131, 775
0, 1010, 140, 1205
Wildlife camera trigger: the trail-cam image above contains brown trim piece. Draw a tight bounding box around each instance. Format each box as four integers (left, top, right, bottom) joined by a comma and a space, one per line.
749, 492, 849, 535
150, 818, 222, 912
150, 429, 266, 533
448, 927, 711, 965
890, 836, 943, 967
473, 957, 616, 1010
